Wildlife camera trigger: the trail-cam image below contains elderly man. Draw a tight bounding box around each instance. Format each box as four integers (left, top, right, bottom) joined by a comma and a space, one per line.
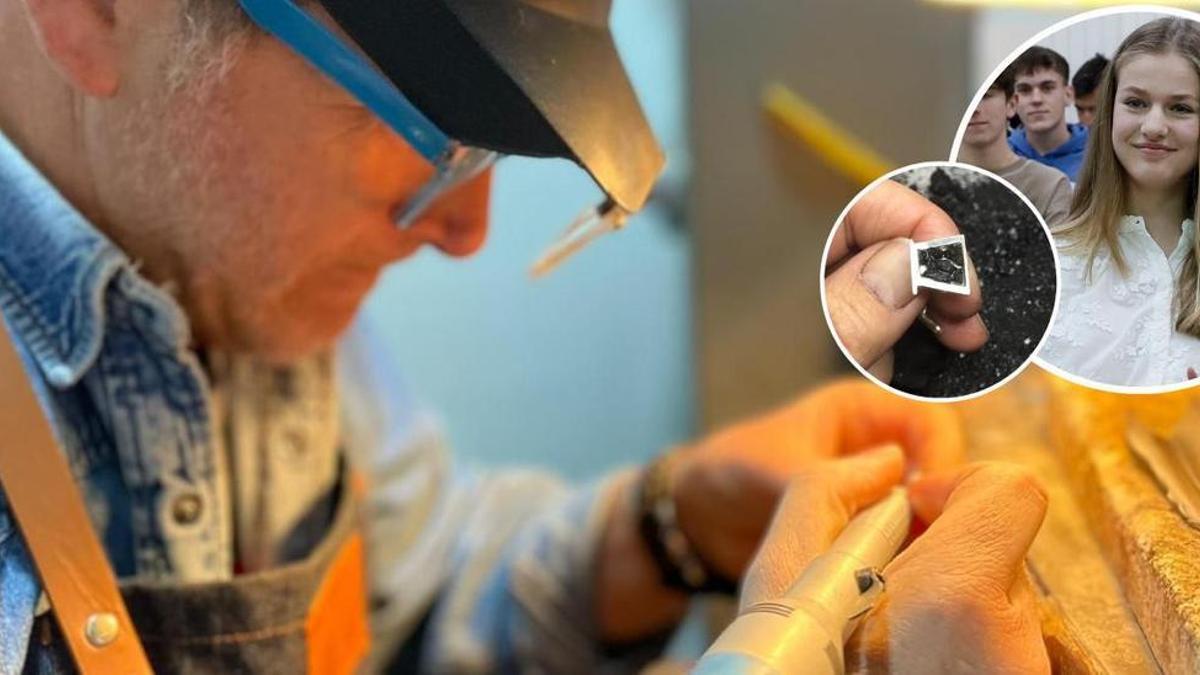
0, 0, 1050, 672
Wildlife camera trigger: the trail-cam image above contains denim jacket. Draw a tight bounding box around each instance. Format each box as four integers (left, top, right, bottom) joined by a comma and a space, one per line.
0, 130, 664, 673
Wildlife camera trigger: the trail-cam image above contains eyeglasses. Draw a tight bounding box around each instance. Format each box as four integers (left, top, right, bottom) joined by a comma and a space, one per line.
237, 0, 631, 276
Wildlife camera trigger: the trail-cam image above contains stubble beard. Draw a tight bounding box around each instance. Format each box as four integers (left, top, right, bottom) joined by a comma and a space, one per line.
107, 23, 265, 354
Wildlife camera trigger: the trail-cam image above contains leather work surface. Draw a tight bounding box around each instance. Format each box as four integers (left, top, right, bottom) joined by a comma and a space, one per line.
956, 370, 1200, 674
1048, 376, 1200, 675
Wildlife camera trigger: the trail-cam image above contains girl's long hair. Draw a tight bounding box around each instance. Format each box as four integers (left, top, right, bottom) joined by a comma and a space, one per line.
1059, 17, 1200, 336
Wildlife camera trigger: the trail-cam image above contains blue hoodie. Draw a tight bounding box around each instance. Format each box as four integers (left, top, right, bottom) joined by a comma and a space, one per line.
1009, 123, 1089, 183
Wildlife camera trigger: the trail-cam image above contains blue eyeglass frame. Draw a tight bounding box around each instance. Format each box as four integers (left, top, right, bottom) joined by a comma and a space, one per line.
236, 0, 499, 229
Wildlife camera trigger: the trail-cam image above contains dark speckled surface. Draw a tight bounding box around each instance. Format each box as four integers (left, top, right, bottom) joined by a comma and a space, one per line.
890, 166, 1057, 398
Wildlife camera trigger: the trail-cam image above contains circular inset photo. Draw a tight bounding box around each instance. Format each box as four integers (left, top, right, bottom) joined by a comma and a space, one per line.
821, 162, 1059, 401
951, 7, 1200, 393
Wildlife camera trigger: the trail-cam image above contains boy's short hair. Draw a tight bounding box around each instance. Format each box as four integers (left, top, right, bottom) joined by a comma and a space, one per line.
1072, 53, 1110, 97
988, 65, 1016, 100
1011, 46, 1070, 85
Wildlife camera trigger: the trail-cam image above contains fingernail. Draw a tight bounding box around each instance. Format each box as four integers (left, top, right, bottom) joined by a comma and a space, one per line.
860, 238, 916, 309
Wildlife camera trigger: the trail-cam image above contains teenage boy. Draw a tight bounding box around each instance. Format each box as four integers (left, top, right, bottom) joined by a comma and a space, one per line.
961, 67, 1072, 226
1072, 53, 1110, 128
1010, 46, 1089, 183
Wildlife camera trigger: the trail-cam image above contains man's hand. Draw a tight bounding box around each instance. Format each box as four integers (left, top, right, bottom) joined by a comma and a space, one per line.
671, 378, 966, 579
594, 379, 967, 644
733, 443, 907, 608
825, 181, 988, 381
741, 461, 1051, 674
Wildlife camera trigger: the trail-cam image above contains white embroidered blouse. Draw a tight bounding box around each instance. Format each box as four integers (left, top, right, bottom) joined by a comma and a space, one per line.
1040, 215, 1200, 388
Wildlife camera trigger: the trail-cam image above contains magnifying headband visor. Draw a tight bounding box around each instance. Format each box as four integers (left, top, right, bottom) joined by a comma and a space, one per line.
237, 0, 666, 275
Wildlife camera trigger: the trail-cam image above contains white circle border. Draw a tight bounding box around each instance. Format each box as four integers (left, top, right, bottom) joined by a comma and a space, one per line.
819, 161, 1062, 404
948, 4, 1200, 395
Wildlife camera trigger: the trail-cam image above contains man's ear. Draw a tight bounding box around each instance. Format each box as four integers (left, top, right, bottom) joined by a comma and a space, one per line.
21, 0, 119, 96
1064, 83, 1075, 106
1005, 97, 1016, 118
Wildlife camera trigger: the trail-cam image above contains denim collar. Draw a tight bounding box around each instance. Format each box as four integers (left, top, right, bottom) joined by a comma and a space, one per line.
0, 131, 188, 388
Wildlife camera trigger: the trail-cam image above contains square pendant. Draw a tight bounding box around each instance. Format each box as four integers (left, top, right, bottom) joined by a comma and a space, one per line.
910, 235, 970, 296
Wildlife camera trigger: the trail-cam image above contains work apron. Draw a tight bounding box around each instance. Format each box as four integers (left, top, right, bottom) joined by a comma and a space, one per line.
21, 470, 371, 675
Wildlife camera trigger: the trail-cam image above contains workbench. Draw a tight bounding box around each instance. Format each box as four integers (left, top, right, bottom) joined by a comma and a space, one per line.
957, 371, 1200, 674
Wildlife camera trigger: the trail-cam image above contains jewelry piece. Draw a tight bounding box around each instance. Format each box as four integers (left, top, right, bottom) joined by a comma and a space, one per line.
918, 308, 943, 335
637, 452, 738, 595
910, 235, 971, 296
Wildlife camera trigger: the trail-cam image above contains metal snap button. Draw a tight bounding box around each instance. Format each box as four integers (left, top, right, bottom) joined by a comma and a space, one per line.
170, 492, 204, 526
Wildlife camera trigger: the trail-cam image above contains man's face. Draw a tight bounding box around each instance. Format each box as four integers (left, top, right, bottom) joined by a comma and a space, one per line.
1014, 67, 1073, 133
1075, 91, 1099, 128
91, 5, 492, 363
963, 87, 1014, 149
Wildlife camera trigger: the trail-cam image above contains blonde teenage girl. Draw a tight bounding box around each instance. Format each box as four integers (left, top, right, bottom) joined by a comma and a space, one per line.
1043, 17, 1200, 387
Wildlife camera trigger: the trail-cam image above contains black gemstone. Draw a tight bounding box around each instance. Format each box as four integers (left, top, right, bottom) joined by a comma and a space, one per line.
917, 244, 966, 286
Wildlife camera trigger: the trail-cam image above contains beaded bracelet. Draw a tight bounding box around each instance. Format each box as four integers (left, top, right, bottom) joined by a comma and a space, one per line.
636, 452, 738, 595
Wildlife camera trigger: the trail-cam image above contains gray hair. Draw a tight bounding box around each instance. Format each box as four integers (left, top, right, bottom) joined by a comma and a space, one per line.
167, 0, 254, 91
180, 0, 251, 39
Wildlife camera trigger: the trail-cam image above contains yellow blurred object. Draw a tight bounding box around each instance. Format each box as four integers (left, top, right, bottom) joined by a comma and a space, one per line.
762, 83, 895, 186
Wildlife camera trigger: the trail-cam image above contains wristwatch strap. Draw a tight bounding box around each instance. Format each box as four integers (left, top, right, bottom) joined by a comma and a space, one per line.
0, 318, 153, 673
